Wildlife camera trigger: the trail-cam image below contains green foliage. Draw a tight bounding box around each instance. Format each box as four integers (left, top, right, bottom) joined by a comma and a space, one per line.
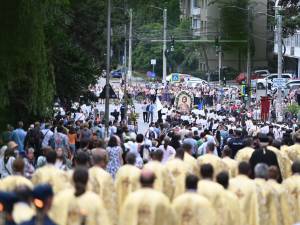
281, 0, 300, 36
286, 103, 300, 115
211, 0, 249, 51
0, 0, 55, 127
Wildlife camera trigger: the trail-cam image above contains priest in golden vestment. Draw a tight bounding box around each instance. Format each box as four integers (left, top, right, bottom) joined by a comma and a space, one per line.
172, 174, 217, 225
216, 171, 241, 225
119, 169, 175, 225
197, 143, 228, 178
0, 158, 33, 191
228, 162, 259, 225
115, 152, 141, 212
282, 160, 300, 224
165, 148, 189, 199
267, 141, 292, 179
222, 147, 238, 177
253, 163, 274, 225
286, 132, 300, 162
50, 167, 111, 225
31, 150, 70, 193
268, 166, 292, 225
144, 150, 174, 199
88, 148, 117, 225
182, 143, 199, 176
235, 138, 255, 163
197, 164, 229, 225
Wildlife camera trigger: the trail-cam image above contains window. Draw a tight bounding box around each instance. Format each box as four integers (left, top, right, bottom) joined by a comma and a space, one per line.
193, 0, 200, 8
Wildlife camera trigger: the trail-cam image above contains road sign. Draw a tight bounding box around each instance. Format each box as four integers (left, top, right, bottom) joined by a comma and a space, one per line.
273, 78, 286, 88
151, 59, 156, 65
147, 71, 156, 78
172, 73, 179, 82
251, 80, 257, 88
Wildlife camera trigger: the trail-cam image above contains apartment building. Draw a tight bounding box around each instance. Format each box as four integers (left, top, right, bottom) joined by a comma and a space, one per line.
180, 0, 268, 74
274, 31, 300, 77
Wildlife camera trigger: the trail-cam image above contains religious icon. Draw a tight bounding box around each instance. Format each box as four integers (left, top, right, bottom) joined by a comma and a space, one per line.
175, 91, 194, 114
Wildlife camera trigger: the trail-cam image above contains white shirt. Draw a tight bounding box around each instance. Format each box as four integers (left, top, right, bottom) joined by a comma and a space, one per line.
159, 145, 176, 164
41, 129, 54, 148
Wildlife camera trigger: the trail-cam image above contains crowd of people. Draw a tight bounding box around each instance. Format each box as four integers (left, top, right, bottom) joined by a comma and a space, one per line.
0, 79, 300, 225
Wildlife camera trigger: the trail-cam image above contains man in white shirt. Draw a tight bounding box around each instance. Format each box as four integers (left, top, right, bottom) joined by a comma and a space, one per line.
41, 124, 54, 148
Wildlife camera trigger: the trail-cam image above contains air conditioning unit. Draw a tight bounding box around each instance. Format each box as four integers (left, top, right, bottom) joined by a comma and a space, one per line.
192, 8, 201, 16
291, 46, 295, 56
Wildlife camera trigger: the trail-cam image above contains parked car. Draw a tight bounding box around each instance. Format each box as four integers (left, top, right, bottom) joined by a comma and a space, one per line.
254, 69, 270, 77
235, 72, 263, 84
111, 69, 123, 78
283, 79, 300, 95
256, 73, 293, 89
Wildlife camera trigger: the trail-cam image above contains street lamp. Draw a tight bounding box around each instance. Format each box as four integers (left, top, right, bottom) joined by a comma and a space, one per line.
104, 0, 111, 137
219, 5, 252, 100
275, 0, 283, 121
149, 6, 167, 86
112, 7, 132, 122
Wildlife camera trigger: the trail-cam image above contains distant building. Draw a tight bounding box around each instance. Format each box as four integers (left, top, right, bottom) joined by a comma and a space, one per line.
274, 30, 300, 77
180, 0, 269, 75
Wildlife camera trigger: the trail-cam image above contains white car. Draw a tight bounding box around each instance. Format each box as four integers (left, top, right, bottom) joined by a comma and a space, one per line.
256, 73, 293, 89
254, 69, 270, 77
284, 79, 300, 95
186, 78, 208, 87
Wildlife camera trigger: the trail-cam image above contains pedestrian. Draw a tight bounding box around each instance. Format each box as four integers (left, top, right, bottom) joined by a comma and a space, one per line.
0, 144, 16, 178
158, 137, 176, 164
41, 123, 54, 149
149, 101, 155, 123
106, 135, 123, 178
20, 184, 57, 225
11, 121, 27, 153
142, 101, 148, 123
68, 127, 77, 157
24, 122, 44, 159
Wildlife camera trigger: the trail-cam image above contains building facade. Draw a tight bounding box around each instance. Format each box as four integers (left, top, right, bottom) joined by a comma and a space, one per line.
274, 31, 300, 77
180, 0, 269, 75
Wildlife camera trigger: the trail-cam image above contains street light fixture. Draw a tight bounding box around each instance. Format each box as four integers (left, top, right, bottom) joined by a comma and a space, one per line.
104, 0, 111, 137
149, 5, 167, 86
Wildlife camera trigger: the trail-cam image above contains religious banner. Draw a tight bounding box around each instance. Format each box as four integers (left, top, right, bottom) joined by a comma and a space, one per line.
261, 96, 271, 121
175, 91, 194, 114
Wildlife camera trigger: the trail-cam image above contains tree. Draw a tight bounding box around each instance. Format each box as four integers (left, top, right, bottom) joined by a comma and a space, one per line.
0, 0, 55, 127
210, 0, 250, 71
281, 0, 300, 36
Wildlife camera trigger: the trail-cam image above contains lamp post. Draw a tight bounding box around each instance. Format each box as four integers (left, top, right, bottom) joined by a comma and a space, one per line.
104, 0, 111, 137
275, 0, 283, 122
149, 6, 167, 85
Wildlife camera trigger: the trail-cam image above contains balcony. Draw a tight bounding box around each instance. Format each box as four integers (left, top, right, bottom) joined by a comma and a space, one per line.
192, 7, 201, 16
274, 30, 300, 58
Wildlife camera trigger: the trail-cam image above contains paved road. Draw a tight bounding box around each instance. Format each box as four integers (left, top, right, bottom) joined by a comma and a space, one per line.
95, 101, 158, 135
97, 77, 158, 134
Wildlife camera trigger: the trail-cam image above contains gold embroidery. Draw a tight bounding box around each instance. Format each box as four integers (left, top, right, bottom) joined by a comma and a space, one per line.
137, 204, 151, 225
235, 189, 244, 199
181, 209, 192, 225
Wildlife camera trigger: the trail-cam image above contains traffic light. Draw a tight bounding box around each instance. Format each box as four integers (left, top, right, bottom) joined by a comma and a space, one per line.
215, 36, 219, 48
171, 36, 175, 52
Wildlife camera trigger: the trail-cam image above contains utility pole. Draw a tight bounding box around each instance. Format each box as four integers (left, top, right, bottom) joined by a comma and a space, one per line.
104, 0, 111, 137
276, 0, 283, 121
124, 23, 128, 122
218, 46, 222, 86
163, 8, 167, 85
246, 6, 252, 105
124, 25, 127, 71
128, 9, 133, 85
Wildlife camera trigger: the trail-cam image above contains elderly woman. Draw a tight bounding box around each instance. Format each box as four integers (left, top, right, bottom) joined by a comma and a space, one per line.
106, 135, 123, 178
